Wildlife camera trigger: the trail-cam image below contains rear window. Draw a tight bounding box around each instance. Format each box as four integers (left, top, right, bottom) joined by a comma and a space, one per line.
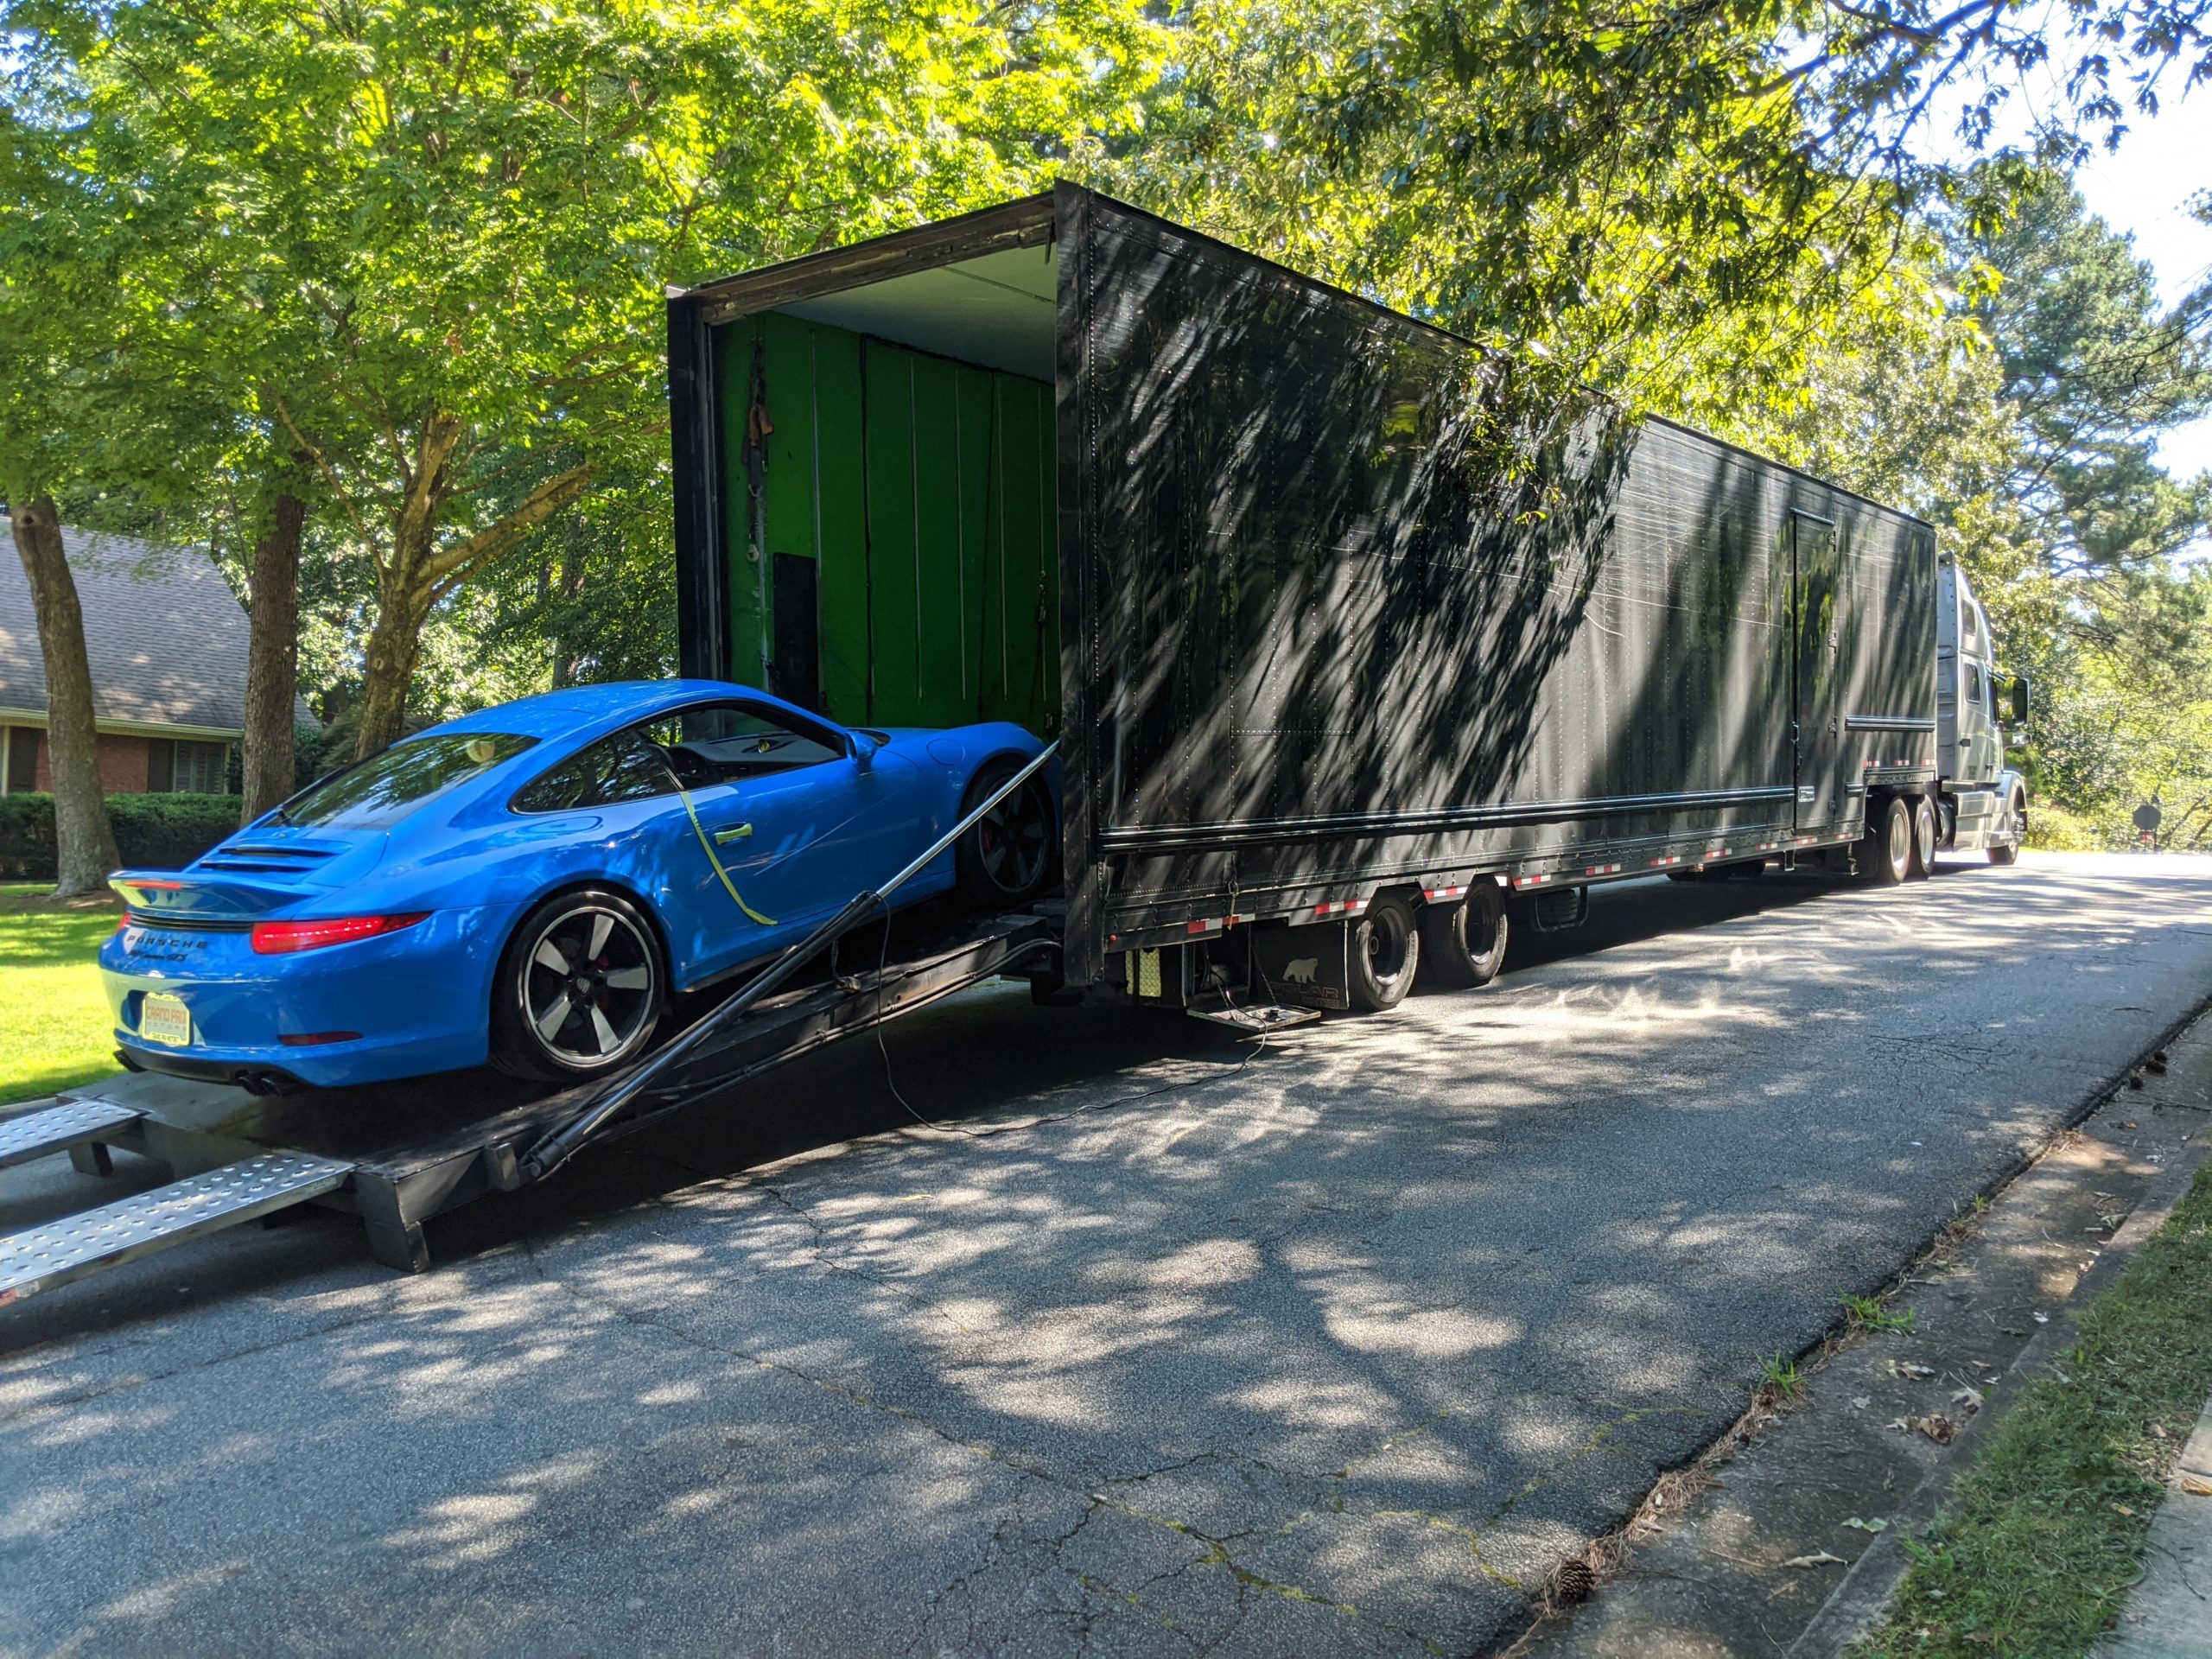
279, 733, 537, 830
512, 728, 682, 813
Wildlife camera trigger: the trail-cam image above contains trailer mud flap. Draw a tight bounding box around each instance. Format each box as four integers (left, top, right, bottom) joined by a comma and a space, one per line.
1249, 919, 1350, 1012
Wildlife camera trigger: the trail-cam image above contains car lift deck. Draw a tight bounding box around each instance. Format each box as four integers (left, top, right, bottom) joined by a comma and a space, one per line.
0, 908, 1058, 1307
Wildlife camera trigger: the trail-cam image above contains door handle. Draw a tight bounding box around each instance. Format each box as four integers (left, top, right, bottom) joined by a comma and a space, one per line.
714, 823, 753, 844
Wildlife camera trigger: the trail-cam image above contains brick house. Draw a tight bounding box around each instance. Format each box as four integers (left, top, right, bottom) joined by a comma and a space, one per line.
0, 516, 253, 797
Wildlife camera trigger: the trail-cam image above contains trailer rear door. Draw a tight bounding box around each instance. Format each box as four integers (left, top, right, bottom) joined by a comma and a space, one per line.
1790, 509, 1845, 831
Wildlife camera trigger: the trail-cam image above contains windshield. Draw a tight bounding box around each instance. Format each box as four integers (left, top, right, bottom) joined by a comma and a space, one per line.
278, 732, 537, 830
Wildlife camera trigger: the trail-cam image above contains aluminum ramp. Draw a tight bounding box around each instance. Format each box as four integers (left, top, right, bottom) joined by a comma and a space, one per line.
0, 1147, 350, 1306
0, 1097, 142, 1173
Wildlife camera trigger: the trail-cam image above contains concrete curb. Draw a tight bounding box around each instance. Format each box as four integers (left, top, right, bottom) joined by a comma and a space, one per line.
2094, 1388, 2212, 1656
1787, 1004, 2212, 1657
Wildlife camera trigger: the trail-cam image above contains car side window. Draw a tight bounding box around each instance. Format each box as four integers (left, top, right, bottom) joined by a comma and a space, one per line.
643, 701, 847, 785
512, 727, 682, 813
1963, 664, 1982, 712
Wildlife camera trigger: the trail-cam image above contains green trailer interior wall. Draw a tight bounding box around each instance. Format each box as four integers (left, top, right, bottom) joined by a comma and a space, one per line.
718, 313, 1058, 734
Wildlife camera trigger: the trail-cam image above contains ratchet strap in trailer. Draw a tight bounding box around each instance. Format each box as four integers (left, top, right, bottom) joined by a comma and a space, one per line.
518, 741, 1060, 1182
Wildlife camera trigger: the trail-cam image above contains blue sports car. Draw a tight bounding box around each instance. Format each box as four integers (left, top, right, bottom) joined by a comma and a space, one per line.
100, 681, 1055, 1092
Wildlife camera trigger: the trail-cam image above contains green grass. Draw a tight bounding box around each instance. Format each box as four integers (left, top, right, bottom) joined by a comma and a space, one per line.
1758, 1352, 1807, 1405
1842, 1293, 1918, 1333
1854, 1160, 2212, 1658
0, 882, 122, 1106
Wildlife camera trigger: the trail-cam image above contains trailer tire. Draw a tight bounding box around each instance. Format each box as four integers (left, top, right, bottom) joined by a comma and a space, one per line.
1348, 893, 1421, 1012
490, 887, 665, 1082
1420, 884, 1509, 989
956, 756, 1057, 909
1910, 796, 1937, 879
1864, 797, 1912, 886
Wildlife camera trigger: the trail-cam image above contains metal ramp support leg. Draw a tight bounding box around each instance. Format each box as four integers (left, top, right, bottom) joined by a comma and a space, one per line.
351, 1169, 443, 1274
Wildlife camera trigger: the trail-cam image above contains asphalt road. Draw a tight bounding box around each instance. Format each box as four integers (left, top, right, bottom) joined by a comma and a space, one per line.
5, 852, 2211, 1657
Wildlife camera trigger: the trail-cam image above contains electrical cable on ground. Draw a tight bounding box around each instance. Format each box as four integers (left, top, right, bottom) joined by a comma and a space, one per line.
870, 899, 1279, 1140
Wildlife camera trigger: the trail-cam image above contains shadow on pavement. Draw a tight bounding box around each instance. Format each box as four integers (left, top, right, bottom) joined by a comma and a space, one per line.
6, 855, 2212, 1656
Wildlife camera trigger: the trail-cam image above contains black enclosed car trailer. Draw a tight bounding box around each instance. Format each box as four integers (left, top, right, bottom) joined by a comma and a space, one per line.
3, 184, 1942, 1303
671, 181, 1939, 1007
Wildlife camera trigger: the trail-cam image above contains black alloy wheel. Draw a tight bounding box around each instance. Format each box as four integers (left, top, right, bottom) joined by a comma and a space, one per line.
957, 760, 1057, 907
491, 888, 663, 1081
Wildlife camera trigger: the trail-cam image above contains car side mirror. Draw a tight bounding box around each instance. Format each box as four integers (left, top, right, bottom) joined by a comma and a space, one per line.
849, 732, 878, 766
2010, 675, 2030, 724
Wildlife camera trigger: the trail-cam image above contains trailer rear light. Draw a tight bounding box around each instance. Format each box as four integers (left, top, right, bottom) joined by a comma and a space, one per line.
251, 913, 429, 955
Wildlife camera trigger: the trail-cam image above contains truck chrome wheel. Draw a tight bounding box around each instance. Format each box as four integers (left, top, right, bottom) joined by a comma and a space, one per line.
492, 889, 663, 1080
1349, 893, 1420, 1012
1910, 797, 1936, 879
1989, 791, 2024, 866
1866, 797, 1912, 887
1419, 884, 1508, 988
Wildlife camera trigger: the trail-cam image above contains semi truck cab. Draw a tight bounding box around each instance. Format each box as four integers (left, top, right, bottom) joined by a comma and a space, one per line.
1936, 556, 2030, 862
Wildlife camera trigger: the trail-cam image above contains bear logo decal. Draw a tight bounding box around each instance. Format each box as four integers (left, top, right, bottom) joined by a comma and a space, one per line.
1284, 957, 1320, 985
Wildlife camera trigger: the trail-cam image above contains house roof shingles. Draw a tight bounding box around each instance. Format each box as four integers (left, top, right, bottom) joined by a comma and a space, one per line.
0, 518, 253, 734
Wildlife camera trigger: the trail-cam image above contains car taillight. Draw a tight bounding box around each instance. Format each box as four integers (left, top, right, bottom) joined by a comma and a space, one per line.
251, 913, 430, 955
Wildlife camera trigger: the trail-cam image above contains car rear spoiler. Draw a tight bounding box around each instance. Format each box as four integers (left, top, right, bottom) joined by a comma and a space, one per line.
111, 871, 308, 921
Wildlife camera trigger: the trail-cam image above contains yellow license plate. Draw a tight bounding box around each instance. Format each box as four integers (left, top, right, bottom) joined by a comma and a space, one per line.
139, 993, 193, 1048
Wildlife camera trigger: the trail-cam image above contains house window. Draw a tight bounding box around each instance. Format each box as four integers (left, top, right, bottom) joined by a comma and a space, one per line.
149, 738, 230, 794
3, 726, 40, 795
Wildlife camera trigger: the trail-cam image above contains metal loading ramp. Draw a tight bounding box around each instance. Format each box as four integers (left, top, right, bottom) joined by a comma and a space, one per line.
0, 907, 1056, 1306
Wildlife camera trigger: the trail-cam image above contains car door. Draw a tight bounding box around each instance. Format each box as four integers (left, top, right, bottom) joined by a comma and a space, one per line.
508, 723, 713, 971
651, 700, 924, 979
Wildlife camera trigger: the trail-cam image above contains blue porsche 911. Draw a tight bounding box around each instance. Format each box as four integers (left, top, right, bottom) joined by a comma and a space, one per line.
99, 681, 1055, 1092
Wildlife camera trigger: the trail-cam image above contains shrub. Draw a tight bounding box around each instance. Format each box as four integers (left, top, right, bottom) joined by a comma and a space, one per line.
0, 794, 58, 880
2025, 801, 2107, 852
108, 793, 246, 870
0, 791, 242, 881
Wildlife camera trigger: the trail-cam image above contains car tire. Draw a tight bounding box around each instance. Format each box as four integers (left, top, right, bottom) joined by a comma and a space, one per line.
1348, 893, 1421, 1012
1909, 796, 1936, 879
956, 757, 1057, 910
489, 887, 664, 1082
1864, 797, 1912, 886
1418, 884, 1509, 989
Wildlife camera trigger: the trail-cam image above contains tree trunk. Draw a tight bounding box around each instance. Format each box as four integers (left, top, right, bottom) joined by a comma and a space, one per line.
9, 496, 121, 895
352, 412, 464, 760
353, 569, 435, 760
550, 523, 586, 688
348, 415, 594, 760
239, 486, 308, 820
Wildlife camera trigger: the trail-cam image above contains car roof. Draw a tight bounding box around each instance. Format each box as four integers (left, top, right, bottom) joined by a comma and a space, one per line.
431, 679, 837, 741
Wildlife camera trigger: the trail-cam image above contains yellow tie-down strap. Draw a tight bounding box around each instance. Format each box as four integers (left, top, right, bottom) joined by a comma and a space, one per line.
678, 788, 778, 926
